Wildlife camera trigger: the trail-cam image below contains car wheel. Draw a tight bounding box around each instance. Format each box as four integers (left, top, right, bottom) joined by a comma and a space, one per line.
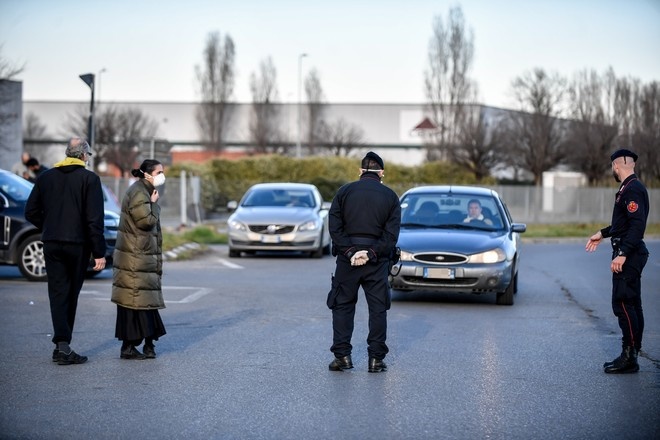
496, 270, 516, 306
18, 235, 47, 282
310, 244, 323, 258
228, 249, 241, 258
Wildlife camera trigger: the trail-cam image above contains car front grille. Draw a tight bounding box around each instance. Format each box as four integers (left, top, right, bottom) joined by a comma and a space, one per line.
401, 276, 478, 286
248, 225, 295, 234
414, 253, 467, 264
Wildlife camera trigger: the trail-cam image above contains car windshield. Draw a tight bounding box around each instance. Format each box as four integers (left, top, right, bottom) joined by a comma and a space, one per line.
242, 189, 316, 208
0, 172, 34, 202
400, 192, 505, 231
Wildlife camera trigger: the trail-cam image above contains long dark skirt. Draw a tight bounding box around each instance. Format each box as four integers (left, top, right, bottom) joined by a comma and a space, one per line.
115, 305, 166, 343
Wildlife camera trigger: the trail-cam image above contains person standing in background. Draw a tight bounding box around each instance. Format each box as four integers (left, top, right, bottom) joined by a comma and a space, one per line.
25, 137, 106, 365
111, 159, 167, 360
586, 148, 649, 374
25, 157, 48, 182
12, 151, 34, 180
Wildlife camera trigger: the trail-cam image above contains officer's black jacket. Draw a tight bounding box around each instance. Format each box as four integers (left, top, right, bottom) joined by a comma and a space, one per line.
25, 164, 107, 260
601, 174, 649, 256
329, 171, 400, 262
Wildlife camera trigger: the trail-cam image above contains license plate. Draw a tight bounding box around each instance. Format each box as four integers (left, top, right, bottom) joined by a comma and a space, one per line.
261, 235, 280, 243
423, 267, 455, 279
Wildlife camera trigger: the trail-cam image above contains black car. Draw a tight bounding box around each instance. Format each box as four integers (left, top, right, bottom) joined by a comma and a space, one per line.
0, 168, 119, 281
390, 185, 526, 305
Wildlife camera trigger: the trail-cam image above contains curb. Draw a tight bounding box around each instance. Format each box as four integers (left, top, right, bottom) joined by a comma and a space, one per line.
163, 242, 204, 261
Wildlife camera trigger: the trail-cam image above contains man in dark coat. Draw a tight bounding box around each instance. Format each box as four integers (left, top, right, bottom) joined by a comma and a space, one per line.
327, 151, 401, 373
586, 148, 649, 374
25, 137, 106, 365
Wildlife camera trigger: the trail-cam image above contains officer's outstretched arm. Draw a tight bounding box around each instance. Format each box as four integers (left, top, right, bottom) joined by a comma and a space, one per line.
586, 231, 603, 253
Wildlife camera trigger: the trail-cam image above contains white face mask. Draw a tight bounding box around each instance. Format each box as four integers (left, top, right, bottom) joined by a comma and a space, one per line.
150, 173, 166, 187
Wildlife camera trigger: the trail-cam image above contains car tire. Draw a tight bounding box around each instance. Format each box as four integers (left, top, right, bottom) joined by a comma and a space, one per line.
310, 244, 323, 258
228, 249, 240, 258
17, 234, 47, 282
310, 231, 326, 258
496, 270, 516, 306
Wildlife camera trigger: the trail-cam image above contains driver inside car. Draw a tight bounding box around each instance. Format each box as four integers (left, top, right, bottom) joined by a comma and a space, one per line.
464, 199, 493, 225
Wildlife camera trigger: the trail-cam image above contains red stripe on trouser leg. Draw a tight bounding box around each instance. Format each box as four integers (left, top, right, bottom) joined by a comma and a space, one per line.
621, 301, 635, 348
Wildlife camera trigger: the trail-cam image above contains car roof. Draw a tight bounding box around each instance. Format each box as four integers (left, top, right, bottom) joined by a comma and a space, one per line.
248, 182, 318, 191
401, 185, 499, 198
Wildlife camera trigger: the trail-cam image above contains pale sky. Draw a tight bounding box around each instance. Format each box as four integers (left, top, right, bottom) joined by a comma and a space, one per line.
1, 0, 659, 109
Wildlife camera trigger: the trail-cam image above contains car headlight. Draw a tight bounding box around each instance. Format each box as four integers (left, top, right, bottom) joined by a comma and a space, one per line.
399, 250, 414, 261
467, 248, 506, 264
228, 219, 247, 232
298, 219, 321, 232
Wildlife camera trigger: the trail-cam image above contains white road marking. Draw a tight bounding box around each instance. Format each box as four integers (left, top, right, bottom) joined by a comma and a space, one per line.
83, 286, 213, 304
165, 287, 212, 304
218, 258, 244, 269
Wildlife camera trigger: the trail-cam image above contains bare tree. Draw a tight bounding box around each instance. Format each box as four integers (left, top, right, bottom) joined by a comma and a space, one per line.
320, 118, 366, 157
424, 6, 475, 161
507, 68, 568, 185
452, 105, 507, 181
0, 44, 25, 80
303, 68, 326, 155
23, 111, 48, 140
248, 57, 283, 154
565, 69, 619, 185
631, 80, 660, 182
195, 31, 236, 152
64, 105, 159, 175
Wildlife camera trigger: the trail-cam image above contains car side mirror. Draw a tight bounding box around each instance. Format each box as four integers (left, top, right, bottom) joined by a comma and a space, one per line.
227, 200, 238, 212
321, 201, 331, 211
511, 223, 526, 233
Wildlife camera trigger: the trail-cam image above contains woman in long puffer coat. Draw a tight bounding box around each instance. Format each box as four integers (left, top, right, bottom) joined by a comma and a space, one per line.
111, 159, 167, 360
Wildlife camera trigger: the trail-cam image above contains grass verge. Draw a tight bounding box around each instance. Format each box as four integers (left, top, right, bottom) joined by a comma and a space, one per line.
523, 223, 660, 238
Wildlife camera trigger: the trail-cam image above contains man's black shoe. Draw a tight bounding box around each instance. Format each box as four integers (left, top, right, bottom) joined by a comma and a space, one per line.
328, 355, 353, 371
143, 345, 156, 359
604, 346, 639, 374
120, 346, 146, 360
368, 358, 387, 373
57, 350, 88, 365
52, 349, 62, 362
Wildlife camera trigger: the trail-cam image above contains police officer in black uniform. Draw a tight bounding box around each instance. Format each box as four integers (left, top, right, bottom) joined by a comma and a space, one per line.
586, 148, 649, 374
327, 151, 400, 373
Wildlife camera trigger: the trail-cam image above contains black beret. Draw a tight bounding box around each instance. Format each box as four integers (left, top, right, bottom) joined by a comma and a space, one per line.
610, 148, 638, 162
363, 151, 384, 169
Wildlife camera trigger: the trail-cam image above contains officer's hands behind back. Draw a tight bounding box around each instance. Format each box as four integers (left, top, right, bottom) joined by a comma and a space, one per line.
351, 250, 369, 266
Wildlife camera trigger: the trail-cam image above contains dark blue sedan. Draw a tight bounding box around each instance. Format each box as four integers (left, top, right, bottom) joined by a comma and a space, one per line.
390, 185, 526, 305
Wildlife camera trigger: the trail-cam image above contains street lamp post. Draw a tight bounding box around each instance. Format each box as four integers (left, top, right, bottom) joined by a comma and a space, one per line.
97, 68, 107, 109
296, 53, 308, 158
79, 73, 95, 169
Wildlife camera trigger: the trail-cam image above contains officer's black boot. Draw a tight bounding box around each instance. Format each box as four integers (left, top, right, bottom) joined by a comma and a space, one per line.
603, 345, 641, 368
604, 346, 639, 374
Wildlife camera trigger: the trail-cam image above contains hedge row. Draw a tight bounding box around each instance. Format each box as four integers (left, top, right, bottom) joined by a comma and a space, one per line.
169, 155, 495, 212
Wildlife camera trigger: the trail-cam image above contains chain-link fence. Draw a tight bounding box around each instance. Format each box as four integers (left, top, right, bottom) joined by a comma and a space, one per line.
101, 176, 659, 225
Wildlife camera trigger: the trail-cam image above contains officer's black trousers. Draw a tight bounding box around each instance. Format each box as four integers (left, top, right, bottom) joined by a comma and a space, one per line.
328, 258, 391, 360
611, 248, 648, 350
43, 242, 89, 345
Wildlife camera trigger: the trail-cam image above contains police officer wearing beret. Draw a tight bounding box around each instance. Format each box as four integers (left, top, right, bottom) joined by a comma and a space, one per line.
586, 148, 649, 374
327, 152, 401, 373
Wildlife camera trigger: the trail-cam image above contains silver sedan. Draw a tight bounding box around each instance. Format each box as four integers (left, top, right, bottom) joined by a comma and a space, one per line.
226, 183, 332, 258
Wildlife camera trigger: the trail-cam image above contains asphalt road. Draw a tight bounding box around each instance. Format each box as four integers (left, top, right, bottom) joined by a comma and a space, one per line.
0, 241, 658, 439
